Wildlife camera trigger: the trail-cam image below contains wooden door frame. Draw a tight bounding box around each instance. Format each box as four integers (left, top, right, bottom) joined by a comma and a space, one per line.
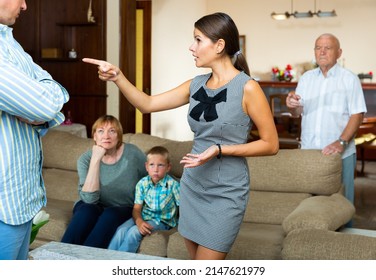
119, 0, 151, 134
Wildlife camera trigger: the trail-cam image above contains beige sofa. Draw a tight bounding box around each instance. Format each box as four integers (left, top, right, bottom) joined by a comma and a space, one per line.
33, 130, 371, 259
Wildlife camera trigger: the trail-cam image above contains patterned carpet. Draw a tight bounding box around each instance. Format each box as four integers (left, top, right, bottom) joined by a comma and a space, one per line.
353, 160, 376, 230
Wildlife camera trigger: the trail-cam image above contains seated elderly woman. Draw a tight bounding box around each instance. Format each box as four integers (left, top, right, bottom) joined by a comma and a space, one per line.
61, 115, 147, 248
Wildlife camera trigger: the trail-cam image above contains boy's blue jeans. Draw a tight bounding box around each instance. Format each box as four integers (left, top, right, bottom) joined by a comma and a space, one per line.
108, 218, 171, 253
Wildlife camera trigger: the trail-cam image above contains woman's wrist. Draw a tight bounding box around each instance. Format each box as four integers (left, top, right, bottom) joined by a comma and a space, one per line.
216, 144, 222, 159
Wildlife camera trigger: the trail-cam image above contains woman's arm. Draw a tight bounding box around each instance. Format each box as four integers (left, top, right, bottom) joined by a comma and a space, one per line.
81, 145, 106, 193
238, 79, 279, 156
83, 58, 190, 113
77, 147, 105, 204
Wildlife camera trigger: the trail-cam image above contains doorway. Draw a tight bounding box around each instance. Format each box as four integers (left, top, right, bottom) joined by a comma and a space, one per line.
119, 0, 151, 134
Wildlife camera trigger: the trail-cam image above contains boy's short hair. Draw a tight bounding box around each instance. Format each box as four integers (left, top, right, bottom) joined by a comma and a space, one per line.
146, 146, 170, 164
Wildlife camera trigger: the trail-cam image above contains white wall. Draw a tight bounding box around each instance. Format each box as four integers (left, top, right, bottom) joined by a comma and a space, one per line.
107, 0, 376, 141
150, 0, 208, 140
206, 0, 376, 80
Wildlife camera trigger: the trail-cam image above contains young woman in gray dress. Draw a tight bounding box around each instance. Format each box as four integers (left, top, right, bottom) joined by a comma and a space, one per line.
83, 12, 279, 260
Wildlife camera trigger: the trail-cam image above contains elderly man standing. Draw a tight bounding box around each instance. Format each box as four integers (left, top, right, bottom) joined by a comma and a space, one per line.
286, 33, 367, 212
0, 0, 69, 259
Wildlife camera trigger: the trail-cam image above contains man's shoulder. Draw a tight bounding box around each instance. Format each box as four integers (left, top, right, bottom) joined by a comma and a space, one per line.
337, 66, 358, 79
300, 67, 319, 79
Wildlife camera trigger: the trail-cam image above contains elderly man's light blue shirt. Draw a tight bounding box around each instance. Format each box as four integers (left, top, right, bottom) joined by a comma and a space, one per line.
296, 64, 367, 159
0, 24, 69, 225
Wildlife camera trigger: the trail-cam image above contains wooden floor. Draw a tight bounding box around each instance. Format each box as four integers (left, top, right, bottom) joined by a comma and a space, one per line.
353, 160, 376, 230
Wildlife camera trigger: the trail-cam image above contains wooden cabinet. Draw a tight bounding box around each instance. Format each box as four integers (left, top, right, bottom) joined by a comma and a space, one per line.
13, 0, 107, 136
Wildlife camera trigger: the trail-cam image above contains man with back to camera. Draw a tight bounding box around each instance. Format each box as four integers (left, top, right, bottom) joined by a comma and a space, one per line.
286, 33, 367, 218
0, 0, 69, 259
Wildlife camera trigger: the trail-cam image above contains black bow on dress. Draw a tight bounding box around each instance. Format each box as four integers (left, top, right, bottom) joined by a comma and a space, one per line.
189, 87, 227, 122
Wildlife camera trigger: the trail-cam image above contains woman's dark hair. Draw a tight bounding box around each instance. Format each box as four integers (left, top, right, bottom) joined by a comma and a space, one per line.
194, 12, 250, 76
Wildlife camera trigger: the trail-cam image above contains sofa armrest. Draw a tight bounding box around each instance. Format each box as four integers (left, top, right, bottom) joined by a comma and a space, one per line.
282, 228, 376, 259
138, 228, 177, 257
282, 193, 355, 233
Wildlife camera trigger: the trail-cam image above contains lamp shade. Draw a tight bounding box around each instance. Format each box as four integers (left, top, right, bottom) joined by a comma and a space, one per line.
271, 0, 337, 20
316, 10, 337, 17
293, 11, 314, 18
271, 12, 291, 20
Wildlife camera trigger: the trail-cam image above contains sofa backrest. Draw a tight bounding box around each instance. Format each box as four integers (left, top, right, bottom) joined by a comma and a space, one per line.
42, 131, 343, 224
42, 130, 93, 171
123, 133, 193, 179
243, 149, 342, 224
41, 130, 93, 201
247, 149, 342, 195
42, 131, 194, 176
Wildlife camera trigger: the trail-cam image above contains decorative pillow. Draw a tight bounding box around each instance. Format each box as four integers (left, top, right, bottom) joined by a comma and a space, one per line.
282, 193, 355, 233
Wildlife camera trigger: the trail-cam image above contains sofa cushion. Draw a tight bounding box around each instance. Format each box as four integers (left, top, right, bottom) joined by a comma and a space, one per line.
166, 231, 190, 260
282, 193, 355, 232
138, 228, 177, 257
167, 223, 285, 260
36, 199, 74, 243
227, 223, 285, 260
42, 130, 92, 171
282, 228, 376, 259
247, 149, 342, 195
124, 133, 193, 178
43, 168, 79, 202
243, 191, 311, 224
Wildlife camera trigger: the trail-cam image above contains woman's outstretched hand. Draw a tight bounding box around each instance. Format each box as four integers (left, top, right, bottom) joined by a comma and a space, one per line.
82, 58, 121, 81
180, 145, 219, 168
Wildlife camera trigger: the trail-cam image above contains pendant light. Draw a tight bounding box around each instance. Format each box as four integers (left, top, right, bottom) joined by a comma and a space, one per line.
271, 0, 337, 20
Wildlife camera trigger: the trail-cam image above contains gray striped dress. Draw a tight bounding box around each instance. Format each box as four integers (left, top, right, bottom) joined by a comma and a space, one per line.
178, 71, 252, 252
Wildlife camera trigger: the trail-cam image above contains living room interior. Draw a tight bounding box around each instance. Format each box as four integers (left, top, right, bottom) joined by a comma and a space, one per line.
11, 0, 376, 259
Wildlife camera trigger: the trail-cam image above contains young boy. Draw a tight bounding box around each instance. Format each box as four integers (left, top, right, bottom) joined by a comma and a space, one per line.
108, 146, 180, 252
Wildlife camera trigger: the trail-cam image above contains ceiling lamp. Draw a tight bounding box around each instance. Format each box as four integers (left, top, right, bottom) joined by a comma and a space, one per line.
271, 0, 337, 20
270, 12, 291, 20
316, 10, 337, 17
271, 0, 293, 20
294, 11, 314, 18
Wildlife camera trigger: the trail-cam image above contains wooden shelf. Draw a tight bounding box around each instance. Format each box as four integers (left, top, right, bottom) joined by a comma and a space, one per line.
258, 81, 297, 88
259, 81, 376, 90
56, 22, 97, 27
40, 58, 79, 62
360, 83, 376, 90
12, 0, 107, 136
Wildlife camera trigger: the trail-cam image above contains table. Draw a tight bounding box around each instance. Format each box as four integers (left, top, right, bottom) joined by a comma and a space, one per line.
340, 228, 376, 238
355, 116, 376, 175
29, 241, 170, 260
51, 123, 87, 138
